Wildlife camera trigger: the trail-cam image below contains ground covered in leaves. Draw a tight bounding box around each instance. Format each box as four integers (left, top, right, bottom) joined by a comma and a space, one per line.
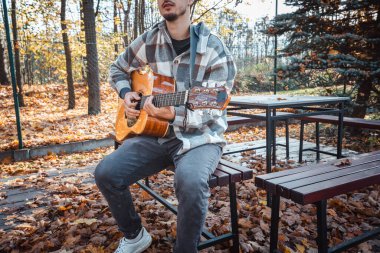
0, 83, 117, 152
1, 142, 379, 253
1, 83, 380, 252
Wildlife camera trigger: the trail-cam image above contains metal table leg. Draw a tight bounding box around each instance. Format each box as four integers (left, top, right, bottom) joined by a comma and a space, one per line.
337, 102, 344, 158
272, 109, 277, 165
266, 108, 273, 206
299, 120, 305, 163
316, 122, 320, 161
285, 119, 290, 160
316, 200, 328, 253
266, 108, 273, 174
270, 195, 280, 253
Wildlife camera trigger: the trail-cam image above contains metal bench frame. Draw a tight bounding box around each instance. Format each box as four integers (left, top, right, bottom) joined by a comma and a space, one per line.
227, 111, 292, 160
299, 115, 380, 162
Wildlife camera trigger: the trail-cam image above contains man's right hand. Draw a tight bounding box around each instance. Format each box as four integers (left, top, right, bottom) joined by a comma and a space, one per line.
123, 91, 141, 118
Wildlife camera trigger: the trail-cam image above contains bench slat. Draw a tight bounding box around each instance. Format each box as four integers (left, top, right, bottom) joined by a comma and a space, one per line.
227, 116, 256, 125
266, 158, 380, 195
219, 159, 253, 180
255, 163, 325, 189
208, 175, 217, 188
291, 166, 380, 204
216, 165, 242, 183
255, 151, 380, 189
228, 111, 293, 120
212, 169, 230, 186
277, 160, 380, 198
302, 115, 380, 130
254, 112, 293, 117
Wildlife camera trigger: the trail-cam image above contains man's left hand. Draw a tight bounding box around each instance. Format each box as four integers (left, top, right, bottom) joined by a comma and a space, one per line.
143, 96, 175, 121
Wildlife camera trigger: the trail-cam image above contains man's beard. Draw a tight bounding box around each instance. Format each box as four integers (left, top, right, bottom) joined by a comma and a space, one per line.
163, 7, 187, 22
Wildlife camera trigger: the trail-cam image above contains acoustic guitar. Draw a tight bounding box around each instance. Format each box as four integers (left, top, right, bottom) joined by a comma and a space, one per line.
114, 65, 231, 142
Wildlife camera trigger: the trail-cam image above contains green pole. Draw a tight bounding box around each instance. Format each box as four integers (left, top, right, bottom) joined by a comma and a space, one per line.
2, 0, 23, 149
273, 0, 278, 95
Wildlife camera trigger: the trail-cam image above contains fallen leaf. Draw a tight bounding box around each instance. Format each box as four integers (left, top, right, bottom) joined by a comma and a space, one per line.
73, 218, 98, 225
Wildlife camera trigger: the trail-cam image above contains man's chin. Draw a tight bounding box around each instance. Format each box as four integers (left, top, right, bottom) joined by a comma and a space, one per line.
163, 13, 178, 22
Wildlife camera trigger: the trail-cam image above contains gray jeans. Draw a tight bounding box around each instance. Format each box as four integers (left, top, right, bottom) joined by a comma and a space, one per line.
94, 136, 222, 253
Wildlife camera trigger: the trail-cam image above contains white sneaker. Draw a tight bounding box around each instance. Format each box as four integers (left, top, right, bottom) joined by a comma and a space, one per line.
114, 227, 152, 253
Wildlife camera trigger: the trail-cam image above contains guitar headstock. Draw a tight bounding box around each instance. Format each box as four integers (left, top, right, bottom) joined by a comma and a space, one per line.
187, 86, 231, 110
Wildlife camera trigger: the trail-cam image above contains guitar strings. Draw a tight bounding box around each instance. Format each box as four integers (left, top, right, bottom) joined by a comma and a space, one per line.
137, 91, 187, 108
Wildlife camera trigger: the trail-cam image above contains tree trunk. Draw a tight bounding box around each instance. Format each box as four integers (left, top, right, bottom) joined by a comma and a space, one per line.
351, 77, 372, 118
0, 37, 9, 85
114, 0, 119, 58
139, 0, 145, 34
133, 0, 139, 40
61, 0, 76, 109
11, 0, 25, 106
82, 0, 101, 115
30, 54, 34, 85
122, 0, 132, 46
80, 1, 87, 84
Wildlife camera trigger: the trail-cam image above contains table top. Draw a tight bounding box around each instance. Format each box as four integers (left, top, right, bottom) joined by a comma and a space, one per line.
230, 95, 350, 108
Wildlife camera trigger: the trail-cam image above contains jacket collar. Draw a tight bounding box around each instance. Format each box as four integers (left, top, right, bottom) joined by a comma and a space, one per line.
156, 20, 210, 55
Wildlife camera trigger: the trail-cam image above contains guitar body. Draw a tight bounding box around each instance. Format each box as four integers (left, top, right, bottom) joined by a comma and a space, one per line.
115, 67, 176, 142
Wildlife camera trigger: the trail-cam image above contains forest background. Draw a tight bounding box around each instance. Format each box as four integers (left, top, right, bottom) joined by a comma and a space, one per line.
0, 0, 379, 151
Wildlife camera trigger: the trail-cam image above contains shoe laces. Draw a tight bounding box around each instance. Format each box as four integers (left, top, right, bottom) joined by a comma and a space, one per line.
115, 237, 129, 253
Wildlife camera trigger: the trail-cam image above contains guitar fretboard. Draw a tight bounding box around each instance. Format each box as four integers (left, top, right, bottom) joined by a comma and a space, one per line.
138, 91, 188, 109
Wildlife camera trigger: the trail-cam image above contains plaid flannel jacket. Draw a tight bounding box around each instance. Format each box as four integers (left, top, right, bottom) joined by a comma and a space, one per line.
109, 21, 236, 154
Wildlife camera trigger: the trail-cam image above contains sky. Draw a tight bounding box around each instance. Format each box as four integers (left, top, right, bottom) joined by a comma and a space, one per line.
231, 0, 294, 25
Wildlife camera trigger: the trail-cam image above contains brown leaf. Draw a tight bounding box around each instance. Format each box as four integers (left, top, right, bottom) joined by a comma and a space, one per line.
73, 218, 98, 225
334, 158, 352, 167
259, 219, 269, 233
238, 218, 253, 229
89, 235, 107, 246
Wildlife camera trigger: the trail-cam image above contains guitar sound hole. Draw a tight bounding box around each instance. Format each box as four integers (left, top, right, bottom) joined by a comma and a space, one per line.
127, 117, 138, 127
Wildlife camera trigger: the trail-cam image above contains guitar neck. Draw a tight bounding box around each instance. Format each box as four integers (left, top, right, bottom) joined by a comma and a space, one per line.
139, 91, 188, 108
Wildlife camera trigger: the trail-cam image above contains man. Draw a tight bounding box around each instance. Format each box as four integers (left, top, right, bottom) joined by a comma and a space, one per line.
94, 0, 236, 252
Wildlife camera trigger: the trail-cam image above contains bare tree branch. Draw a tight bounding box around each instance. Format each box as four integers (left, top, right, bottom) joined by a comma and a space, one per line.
95, 0, 100, 17
193, 0, 235, 23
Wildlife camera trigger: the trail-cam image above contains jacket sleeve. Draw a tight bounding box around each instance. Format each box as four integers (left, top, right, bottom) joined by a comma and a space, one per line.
171, 36, 236, 130
109, 33, 148, 97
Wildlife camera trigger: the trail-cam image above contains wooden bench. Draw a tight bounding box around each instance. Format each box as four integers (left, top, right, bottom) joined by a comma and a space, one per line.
299, 115, 380, 162
255, 151, 380, 253
227, 115, 257, 126
111, 134, 253, 252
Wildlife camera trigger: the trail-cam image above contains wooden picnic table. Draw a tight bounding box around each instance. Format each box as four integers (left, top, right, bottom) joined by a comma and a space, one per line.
228, 95, 350, 172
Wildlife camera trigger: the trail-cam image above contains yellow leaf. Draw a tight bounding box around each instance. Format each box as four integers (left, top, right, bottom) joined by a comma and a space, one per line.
58, 205, 72, 211
283, 246, 293, 253
295, 244, 305, 253
329, 49, 339, 55
259, 199, 267, 206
